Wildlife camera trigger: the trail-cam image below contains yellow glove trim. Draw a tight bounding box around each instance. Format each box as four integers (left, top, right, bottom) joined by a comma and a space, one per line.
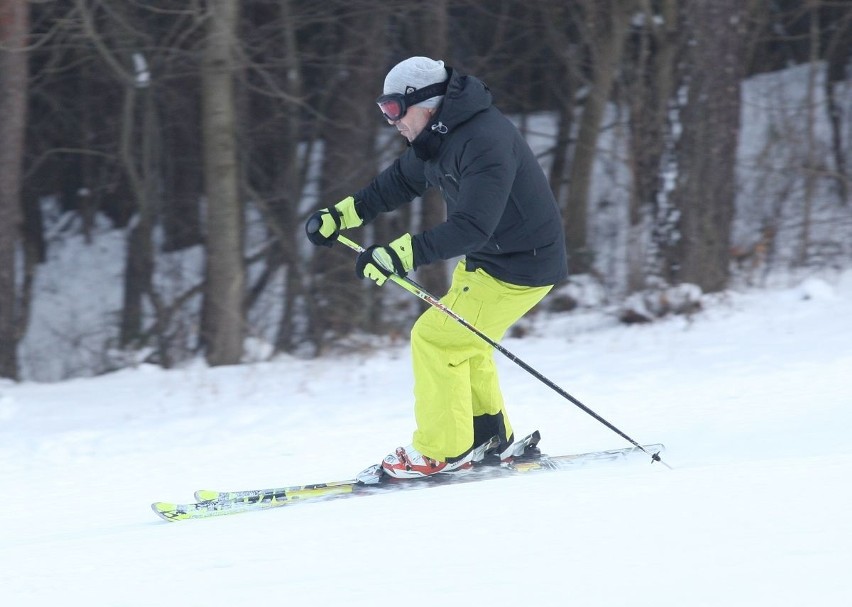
363, 264, 389, 286
316, 211, 339, 238
376, 232, 414, 273
334, 196, 364, 230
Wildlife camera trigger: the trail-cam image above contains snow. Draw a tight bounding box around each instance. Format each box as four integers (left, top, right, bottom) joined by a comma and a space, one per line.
2, 268, 851, 606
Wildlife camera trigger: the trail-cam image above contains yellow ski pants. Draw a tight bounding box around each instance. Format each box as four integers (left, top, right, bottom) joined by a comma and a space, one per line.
410, 261, 553, 461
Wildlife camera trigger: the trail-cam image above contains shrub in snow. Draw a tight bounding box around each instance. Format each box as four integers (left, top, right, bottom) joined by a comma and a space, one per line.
619, 283, 703, 324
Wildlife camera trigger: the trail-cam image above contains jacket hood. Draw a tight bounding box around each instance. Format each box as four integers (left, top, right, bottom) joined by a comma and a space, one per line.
411, 67, 492, 160
435, 68, 492, 130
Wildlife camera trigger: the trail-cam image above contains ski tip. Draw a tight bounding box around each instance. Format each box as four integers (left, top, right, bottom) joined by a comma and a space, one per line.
194, 489, 220, 502
151, 502, 183, 522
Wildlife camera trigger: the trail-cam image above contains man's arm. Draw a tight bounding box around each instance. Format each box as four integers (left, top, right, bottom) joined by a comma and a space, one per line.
353, 148, 428, 224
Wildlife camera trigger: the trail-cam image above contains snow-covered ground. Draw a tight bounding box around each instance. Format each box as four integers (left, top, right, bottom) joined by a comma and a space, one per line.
2, 269, 851, 606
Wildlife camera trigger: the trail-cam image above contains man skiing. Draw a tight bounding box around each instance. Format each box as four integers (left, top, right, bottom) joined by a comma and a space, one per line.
306, 56, 568, 479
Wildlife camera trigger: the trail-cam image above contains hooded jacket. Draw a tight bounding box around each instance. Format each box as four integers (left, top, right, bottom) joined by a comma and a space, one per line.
354, 67, 568, 287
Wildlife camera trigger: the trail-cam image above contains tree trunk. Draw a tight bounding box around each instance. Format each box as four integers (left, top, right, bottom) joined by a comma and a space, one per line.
270, 0, 309, 353
796, 1, 821, 266
564, 0, 630, 274
119, 83, 160, 347
538, 3, 579, 241
625, 0, 678, 292
0, 0, 29, 379
548, 100, 575, 210
823, 1, 849, 206
162, 92, 203, 252
201, 0, 245, 365
671, 0, 746, 292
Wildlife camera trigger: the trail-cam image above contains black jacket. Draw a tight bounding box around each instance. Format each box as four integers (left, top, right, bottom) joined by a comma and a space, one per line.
354, 68, 568, 287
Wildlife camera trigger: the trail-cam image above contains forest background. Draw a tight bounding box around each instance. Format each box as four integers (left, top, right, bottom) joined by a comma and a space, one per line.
0, 0, 849, 381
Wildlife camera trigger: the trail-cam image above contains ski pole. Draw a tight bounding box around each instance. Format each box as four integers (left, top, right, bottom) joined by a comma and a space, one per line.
312, 225, 669, 468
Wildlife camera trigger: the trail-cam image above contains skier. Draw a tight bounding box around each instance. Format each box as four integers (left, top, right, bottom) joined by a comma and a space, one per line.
306, 56, 568, 478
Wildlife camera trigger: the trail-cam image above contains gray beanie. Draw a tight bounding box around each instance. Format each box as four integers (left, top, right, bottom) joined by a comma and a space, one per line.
383, 57, 448, 109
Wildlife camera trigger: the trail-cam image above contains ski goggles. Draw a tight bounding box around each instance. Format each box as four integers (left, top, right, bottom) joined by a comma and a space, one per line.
376, 80, 449, 122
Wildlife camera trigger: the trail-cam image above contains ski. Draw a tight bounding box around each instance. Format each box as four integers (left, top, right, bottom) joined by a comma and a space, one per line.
152, 435, 664, 522
152, 481, 357, 521
190, 433, 521, 504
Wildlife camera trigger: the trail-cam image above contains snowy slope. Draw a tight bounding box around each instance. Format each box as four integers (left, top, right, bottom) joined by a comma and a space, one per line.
2, 270, 851, 606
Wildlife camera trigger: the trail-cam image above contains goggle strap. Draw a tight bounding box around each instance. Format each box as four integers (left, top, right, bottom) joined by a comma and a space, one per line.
405, 80, 449, 106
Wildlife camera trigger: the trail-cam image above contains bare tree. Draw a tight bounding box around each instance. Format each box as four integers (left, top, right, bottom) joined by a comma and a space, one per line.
669, 0, 748, 292
822, 0, 850, 205
623, 0, 678, 292
0, 0, 29, 379
538, 3, 579, 214
308, 1, 389, 344
71, 1, 171, 359
241, 0, 314, 353
201, 0, 245, 365
564, 0, 632, 273
797, 0, 822, 266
